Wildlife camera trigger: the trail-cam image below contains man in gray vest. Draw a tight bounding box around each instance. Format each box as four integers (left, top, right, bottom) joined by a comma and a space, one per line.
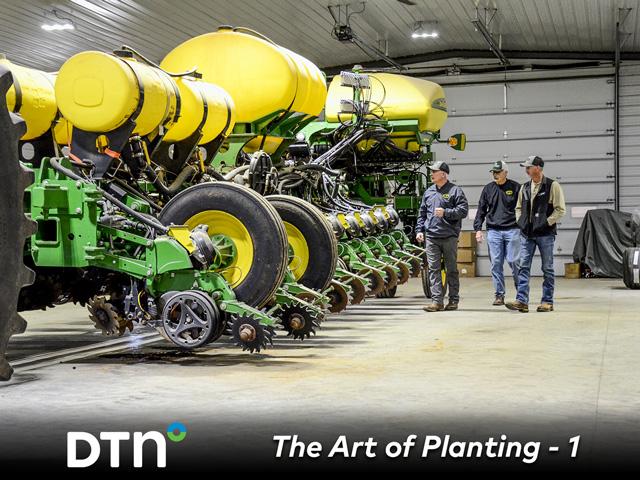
506, 156, 566, 313
416, 161, 469, 312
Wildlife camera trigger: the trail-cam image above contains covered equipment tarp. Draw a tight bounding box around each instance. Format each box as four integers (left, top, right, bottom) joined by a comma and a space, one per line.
573, 209, 639, 278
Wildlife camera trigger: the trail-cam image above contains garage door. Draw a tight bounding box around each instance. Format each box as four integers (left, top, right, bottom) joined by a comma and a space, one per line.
620, 61, 640, 211
432, 75, 615, 276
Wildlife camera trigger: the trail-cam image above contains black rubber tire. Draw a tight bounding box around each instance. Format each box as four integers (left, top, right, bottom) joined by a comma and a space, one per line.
266, 195, 338, 291
421, 265, 432, 298
421, 254, 448, 299
158, 182, 288, 308
0, 66, 37, 381
623, 247, 640, 289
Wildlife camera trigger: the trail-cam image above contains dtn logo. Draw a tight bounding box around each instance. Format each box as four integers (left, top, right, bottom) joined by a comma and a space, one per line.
67, 422, 187, 468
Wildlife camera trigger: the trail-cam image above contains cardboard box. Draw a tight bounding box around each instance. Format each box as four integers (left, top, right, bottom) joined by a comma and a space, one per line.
458, 231, 477, 249
457, 262, 476, 277
457, 248, 475, 263
564, 262, 581, 279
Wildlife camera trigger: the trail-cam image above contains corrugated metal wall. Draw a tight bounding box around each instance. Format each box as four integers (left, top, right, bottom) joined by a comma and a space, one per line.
432, 73, 615, 276
620, 61, 640, 211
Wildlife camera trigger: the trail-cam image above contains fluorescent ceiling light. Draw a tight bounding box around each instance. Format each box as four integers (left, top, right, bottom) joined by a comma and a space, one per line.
70, 0, 112, 17
412, 21, 439, 39
412, 32, 438, 38
41, 23, 75, 31
41, 9, 75, 31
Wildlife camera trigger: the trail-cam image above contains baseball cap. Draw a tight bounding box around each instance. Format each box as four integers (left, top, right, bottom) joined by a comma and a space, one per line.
490, 160, 508, 172
427, 160, 450, 174
520, 155, 544, 168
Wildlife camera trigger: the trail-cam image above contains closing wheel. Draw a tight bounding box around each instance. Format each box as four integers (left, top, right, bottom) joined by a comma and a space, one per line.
279, 303, 321, 340
0, 66, 37, 381
159, 182, 288, 308
230, 316, 275, 353
88, 295, 133, 336
266, 195, 338, 291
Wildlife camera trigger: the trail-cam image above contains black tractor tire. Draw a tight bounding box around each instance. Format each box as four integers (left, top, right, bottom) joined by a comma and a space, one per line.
266, 195, 338, 291
0, 66, 37, 380
159, 182, 288, 308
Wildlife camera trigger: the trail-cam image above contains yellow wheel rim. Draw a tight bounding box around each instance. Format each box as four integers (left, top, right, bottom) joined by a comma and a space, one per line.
186, 210, 253, 287
284, 221, 309, 280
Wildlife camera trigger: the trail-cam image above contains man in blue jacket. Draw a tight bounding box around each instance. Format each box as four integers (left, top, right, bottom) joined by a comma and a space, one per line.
416, 161, 469, 312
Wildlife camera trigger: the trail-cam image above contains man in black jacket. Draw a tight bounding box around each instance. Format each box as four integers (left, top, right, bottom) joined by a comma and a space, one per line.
506, 156, 566, 313
416, 161, 469, 312
473, 160, 521, 306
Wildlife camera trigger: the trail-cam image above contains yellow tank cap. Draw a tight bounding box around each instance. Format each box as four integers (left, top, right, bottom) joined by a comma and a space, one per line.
55, 51, 178, 136
325, 72, 448, 133
0, 57, 57, 140
160, 27, 327, 123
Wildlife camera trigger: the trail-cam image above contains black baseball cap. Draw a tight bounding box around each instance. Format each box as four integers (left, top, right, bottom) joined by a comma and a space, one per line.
490, 160, 507, 172
427, 160, 450, 174
520, 155, 544, 168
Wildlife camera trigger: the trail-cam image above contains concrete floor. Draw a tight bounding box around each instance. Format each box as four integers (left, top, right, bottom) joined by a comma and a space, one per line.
1, 276, 639, 469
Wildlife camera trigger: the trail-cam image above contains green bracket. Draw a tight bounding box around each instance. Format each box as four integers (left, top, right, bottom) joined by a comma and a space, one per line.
281, 269, 331, 306
274, 288, 325, 318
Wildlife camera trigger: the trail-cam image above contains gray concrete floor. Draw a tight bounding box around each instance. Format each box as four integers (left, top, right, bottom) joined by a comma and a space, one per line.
1, 276, 639, 466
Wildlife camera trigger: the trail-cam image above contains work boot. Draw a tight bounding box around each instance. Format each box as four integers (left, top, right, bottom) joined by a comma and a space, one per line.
537, 303, 554, 312
422, 303, 444, 312
493, 296, 505, 306
505, 300, 529, 313
444, 301, 458, 311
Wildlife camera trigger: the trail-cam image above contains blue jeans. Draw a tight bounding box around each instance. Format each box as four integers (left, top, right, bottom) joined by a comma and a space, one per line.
516, 234, 555, 305
487, 228, 520, 297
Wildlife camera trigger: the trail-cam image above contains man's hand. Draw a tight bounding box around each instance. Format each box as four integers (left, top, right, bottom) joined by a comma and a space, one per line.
416, 232, 424, 243
475, 231, 484, 243
434, 207, 445, 218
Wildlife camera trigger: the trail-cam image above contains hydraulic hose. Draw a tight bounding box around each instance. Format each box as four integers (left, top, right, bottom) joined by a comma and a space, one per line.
223, 164, 250, 181
293, 163, 341, 176
146, 164, 198, 197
